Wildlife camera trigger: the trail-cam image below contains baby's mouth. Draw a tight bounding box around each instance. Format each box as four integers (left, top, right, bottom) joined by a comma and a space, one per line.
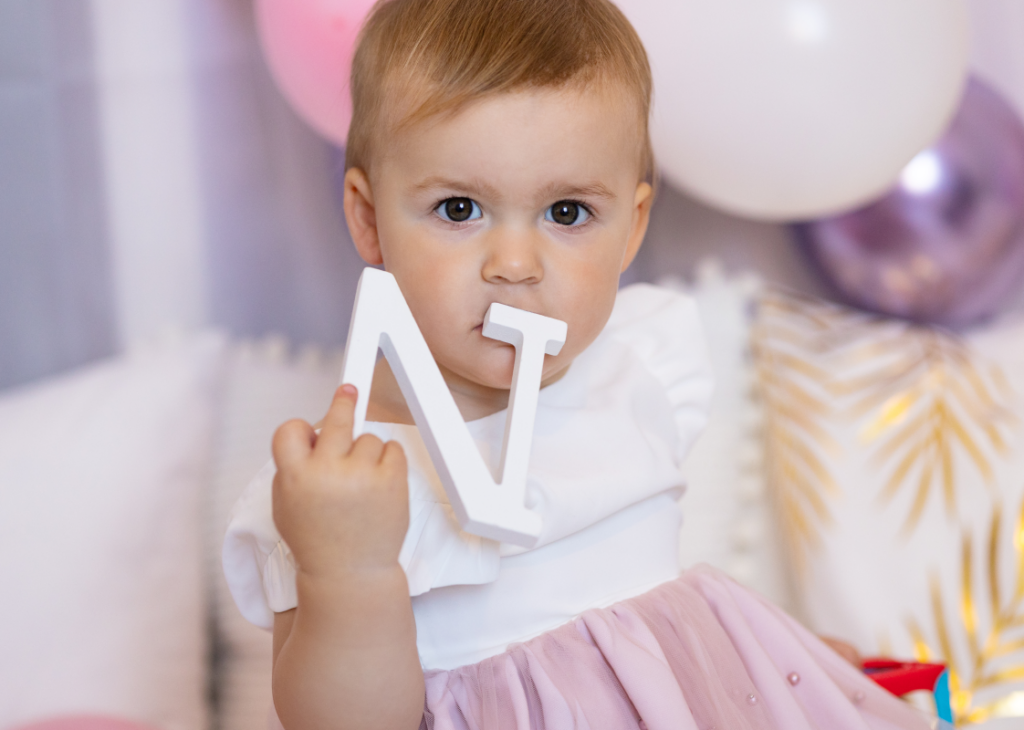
473, 303, 553, 336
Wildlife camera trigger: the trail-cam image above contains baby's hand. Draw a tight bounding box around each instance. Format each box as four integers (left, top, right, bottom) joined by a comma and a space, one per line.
271, 384, 409, 580
819, 635, 863, 667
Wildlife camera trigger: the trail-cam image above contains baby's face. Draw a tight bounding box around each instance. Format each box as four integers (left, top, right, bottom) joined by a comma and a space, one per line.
348, 83, 652, 397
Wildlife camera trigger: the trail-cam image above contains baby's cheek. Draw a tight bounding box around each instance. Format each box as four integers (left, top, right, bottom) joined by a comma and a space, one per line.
540, 331, 590, 383
568, 302, 614, 352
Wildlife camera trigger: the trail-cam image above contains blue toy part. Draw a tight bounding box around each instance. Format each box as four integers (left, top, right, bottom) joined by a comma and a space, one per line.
933, 669, 953, 725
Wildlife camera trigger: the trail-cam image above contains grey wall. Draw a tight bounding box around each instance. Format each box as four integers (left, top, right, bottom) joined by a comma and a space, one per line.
0, 0, 118, 389
627, 184, 826, 298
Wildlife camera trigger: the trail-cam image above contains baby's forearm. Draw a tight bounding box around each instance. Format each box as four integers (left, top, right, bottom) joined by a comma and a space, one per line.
272, 566, 424, 730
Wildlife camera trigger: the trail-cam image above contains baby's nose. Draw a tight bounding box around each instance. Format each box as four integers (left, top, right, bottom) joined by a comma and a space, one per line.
481, 231, 543, 285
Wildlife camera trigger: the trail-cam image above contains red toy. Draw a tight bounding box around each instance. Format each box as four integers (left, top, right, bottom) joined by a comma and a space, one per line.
862, 658, 953, 725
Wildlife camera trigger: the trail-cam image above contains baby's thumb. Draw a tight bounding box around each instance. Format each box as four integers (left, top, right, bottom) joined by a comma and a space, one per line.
317, 384, 359, 456
272, 418, 316, 472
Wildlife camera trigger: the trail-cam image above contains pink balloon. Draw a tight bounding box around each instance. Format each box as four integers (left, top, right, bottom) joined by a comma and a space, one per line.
256, 0, 377, 145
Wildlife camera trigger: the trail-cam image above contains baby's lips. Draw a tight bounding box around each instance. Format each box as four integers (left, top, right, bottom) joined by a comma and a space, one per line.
481, 301, 548, 319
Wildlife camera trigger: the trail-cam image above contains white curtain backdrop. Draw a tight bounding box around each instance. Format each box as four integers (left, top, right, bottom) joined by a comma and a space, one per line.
89, 0, 366, 353
1, 0, 366, 390
2, 0, 1023, 391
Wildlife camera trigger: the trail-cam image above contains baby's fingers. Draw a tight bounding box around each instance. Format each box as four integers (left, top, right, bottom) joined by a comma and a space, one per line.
317, 384, 358, 457
381, 439, 407, 472
350, 433, 385, 463
272, 419, 317, 472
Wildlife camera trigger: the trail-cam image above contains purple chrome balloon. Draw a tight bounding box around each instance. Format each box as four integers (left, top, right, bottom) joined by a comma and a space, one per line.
795, 77, 1024, 328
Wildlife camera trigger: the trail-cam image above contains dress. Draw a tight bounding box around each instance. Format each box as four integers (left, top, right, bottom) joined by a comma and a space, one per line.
223, 284, 933, 730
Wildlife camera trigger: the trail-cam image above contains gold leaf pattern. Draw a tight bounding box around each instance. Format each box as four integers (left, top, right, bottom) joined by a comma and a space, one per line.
754, 291, 1019, 579
752, 291, 854, 575
909, 497, 1024, 725
850, 330, 1016, 537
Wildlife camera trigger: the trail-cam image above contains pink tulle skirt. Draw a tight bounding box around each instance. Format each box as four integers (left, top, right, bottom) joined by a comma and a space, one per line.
421, 566, 932, 730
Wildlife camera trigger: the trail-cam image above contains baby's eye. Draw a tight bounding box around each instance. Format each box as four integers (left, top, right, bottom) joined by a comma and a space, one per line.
436, 197, 481, 223
545, 201, 591, 226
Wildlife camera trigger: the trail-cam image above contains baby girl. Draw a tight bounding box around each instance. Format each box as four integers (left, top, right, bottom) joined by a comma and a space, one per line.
224, 0, 935, 728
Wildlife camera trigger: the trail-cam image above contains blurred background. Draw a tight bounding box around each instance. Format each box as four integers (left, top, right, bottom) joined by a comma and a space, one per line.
3, 0, 1022, 392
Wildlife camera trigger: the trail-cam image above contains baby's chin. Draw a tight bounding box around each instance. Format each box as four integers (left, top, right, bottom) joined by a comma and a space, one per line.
432, 347, 511, 390
449, 353, 569, 395
437, 330, 577, 392
460, 361, 517, 393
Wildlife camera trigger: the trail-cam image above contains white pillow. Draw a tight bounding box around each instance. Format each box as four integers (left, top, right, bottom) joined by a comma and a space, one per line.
661, 262, 793, 611
754, 292, 1024, 726
207, 338, 341, 730
0, 333, 225, 730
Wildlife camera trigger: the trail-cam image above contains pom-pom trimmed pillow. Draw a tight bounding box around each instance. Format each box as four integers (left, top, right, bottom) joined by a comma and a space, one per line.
661, 263, 792, 611
207, 338, 343, 730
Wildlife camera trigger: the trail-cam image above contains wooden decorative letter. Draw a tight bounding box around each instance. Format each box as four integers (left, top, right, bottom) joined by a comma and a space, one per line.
339, 268, 567, 547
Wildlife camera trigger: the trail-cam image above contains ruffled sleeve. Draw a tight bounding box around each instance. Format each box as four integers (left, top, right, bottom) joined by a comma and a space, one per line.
221, 460, 291, 630
605, 284, 716, 466
222, 422, 502, 630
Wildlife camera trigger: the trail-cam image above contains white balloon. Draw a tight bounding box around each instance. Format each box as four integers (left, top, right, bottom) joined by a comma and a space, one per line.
620, 0, 971, 220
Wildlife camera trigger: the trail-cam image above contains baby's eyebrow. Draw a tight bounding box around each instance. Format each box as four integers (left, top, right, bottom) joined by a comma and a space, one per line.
538, 182, 616, 201
410, 177, 616, 202
412, 176, 501, 199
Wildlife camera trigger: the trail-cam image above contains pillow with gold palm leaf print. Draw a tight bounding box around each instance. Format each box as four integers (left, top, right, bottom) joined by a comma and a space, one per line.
753, 290, 1024, 727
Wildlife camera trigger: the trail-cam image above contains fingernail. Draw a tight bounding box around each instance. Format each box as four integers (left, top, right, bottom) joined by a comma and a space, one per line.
337, 384, 357, 398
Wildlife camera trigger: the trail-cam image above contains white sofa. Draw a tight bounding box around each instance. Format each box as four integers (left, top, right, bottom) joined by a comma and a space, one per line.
3, 268, 1020, 730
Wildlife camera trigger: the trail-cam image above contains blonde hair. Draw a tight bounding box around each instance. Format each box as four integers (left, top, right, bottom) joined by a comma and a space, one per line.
346, 0, 653, 180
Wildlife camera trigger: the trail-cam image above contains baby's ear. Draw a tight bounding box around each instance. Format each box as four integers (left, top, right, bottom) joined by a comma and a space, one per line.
344, 167, 383, 265
621, 181, 653, 273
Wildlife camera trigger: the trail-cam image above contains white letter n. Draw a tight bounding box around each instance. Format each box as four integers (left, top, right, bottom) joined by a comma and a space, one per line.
339, 268, 567, 548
